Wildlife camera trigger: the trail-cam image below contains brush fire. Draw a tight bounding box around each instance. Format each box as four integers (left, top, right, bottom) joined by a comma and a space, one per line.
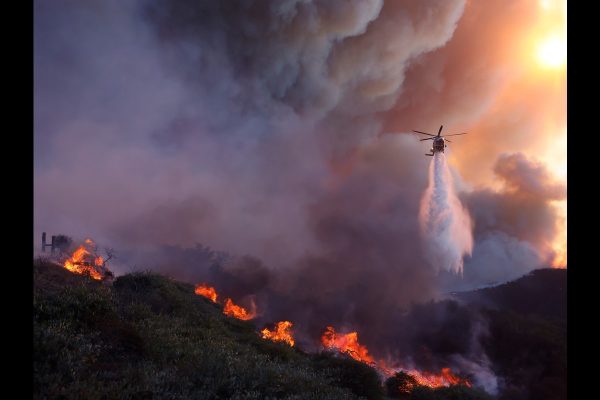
404, 367, 472, 388
194, 283, 256, 320
193, 283, 473, 390
321, 326, 471, 389
62, 239, 110, 280
261, 321, 295, 347
223, 298, 256, 320
194, 284, 218, 302
321, 326, 375, 365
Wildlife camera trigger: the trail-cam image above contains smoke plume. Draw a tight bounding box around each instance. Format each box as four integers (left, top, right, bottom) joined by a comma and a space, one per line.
419, 152, 473, 274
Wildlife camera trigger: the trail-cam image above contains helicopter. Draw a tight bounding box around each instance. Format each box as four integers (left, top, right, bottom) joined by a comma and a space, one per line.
413, 125, 468, 156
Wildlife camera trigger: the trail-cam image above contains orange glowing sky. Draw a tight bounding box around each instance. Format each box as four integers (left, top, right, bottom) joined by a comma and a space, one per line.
405, 0, 567, 267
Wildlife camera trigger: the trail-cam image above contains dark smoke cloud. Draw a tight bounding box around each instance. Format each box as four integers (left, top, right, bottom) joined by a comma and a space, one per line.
35, 0, 564, 388
34, 0, 465, 275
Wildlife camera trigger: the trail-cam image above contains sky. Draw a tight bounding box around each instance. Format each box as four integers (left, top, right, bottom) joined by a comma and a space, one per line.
34, 0, 566, 297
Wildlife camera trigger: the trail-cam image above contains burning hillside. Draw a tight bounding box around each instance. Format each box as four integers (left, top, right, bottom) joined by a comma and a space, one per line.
34, 259, 565, 399
194, 283, 256, 320
321, 326, 375, 365
192, 285, 469, 388
223, 298, 256, 320
60, 238, 112, 281
261, 321, 295, 347
194, 284, 218, 302
404, 367, 471, 388
321, 325, 471, 391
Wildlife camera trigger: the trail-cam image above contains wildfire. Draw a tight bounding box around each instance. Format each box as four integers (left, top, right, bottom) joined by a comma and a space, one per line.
321, 326, 375, 364
261, 321, 295, 346
192, 283, 257, 320
63, 239, 104, 280
321, 326, 471, 390
191, 289, 473, 391
404, 367, 471, 388
195, 284, 218, 302
223, 298, 256, 320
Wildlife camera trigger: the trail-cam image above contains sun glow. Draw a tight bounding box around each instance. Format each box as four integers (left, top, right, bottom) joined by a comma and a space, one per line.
537, 35, 566, 68
532, 0, 566, 70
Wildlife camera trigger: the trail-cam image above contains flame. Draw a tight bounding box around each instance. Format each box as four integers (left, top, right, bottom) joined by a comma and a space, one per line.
63, 242, 103, 280
261, 321, 295, 346
192, 283, 257, 320
223, 298, 256, 320
403, 367, 472, 389
321, 326, 375, 364
321, 326, 471, 390
194, 284, 218, 302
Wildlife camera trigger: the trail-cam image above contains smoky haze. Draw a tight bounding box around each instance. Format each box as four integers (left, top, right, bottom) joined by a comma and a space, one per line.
35, 0, 564, 380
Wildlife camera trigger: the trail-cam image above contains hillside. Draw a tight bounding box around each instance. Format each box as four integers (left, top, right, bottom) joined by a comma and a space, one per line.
454, 268, 566, 321
455, 268, 567, 400
34, 260, 492, 400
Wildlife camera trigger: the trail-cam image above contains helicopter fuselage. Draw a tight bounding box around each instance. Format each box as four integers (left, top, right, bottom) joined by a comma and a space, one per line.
426, 137, 446, 156
431, 137, 445, 153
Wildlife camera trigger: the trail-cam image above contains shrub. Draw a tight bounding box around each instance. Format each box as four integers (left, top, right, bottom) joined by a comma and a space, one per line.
312, 352, 384, 400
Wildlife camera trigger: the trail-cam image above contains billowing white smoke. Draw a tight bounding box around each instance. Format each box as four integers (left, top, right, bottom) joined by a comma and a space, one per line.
419, 152, 473, 274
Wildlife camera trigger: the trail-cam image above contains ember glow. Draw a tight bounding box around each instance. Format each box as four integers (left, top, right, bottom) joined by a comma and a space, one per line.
63, 239, 103, 280
261, 321, 295, 347
321, 326, 375, 365
194, 284, 218, 302
404, 367, 472, 389
223, 298, 256, 320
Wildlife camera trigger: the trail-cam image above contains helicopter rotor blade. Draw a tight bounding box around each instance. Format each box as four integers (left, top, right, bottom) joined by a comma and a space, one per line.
443, 132, 468, 137
420, 138, 435, 141
437, 125, 443, 136
413, 130, 437, 137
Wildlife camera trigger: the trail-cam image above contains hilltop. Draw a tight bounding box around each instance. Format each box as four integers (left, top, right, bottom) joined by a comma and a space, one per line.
455, 268, 566, 321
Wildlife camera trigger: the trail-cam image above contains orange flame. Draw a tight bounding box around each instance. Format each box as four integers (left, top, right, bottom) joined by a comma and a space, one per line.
321, 326, 375, 364
194, 284, 218, 302
223, 298, 256, 320
63, 242, 103, 280
261, 321, 295, 346
321, 326, 471, 390
404, 367, 472, 388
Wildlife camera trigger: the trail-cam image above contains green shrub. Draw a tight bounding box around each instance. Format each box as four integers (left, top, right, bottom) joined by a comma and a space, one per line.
34, 262, 364, 400
312, 351, 384, 400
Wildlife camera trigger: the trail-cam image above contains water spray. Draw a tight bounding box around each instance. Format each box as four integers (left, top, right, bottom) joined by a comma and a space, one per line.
419, 152, 473, 274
